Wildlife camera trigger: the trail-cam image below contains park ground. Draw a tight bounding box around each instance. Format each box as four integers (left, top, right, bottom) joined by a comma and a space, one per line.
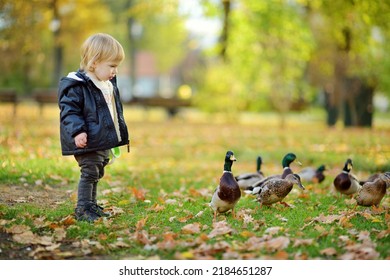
0, 103, 389, 260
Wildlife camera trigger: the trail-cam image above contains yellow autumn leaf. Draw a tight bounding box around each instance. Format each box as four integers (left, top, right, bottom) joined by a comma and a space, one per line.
240, 230, 255, 238
179, 251, 194, 259
118, 200, 130, 206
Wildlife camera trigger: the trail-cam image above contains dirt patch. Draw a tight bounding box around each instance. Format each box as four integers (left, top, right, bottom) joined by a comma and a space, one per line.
0, 184, 70, 207
0, 231, 33, 260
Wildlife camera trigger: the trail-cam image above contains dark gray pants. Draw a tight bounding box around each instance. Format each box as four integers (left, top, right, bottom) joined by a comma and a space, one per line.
74, 150, 110, 207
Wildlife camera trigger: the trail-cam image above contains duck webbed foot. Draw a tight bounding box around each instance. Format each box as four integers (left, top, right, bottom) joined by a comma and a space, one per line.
279, 201, 291, 208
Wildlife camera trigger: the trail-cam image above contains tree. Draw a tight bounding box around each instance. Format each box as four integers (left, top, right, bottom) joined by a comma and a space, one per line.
304, 0, 390, 127
196, 0, 315, 126
0, 0, 114, 93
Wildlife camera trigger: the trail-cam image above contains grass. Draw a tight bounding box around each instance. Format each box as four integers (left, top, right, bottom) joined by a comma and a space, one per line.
0, 103, 389, 260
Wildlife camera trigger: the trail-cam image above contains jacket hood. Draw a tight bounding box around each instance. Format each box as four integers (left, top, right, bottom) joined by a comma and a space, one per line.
59, 70, 118, 94
58, 71, 88, 94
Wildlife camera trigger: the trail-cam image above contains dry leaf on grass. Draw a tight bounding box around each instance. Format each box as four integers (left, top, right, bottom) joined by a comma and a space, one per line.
13, 231, 53, 246
181, 223, 201, 234
136, 217, 148, 231
265, 236, 290, 252
208, 221, 235, 238
293, 238, 314, 247
320, 247, 337, 256
5, 224, 30, 234
265, 226, 282, 235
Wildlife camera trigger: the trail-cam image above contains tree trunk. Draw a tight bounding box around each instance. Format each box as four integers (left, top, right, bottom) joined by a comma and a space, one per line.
220, 0, 231, 61
343, 77, 374, 127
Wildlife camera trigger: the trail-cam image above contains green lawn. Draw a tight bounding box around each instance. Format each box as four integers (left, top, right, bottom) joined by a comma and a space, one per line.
0, 103, 389, 259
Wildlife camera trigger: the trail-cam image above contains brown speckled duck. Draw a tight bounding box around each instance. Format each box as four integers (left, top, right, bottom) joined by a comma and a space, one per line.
245, 152, 300, 192
355, 173, 390, 207
333, 158, 361, 196
245, 173, 305, 207
210, 151, 241, 220
235, 155, 265, 190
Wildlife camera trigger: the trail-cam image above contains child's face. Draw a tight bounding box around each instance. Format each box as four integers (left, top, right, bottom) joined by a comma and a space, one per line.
93, 60, 120, 81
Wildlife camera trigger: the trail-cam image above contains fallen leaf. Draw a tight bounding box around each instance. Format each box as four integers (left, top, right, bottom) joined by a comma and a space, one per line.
5, 224, 30, 234
182, 223, 201, 234
240, 230, 255, 238
293, 238, 314, 247
341, 244, 380, 260
53, 228, 66, 241
208, 221, 234, 238
178, 214, 193, 223
274, 250, 289, 259
320, 247, 337, 256
194, 211, 204, 218
264, 226, 282, 235
169, 216, 176, 222
339, 216, 353, 228
148, 204, 165, 212
313, 214, 341, 224
377, 229, 390, 239
136, 217, 148, 231
265, 236, 290, 252
60, 215, 76, 226
165, 199, 177, 205
13, 231, 53, 246
175, 251, 195, 260
242, 214, 254, 225
134, 230, 151, 245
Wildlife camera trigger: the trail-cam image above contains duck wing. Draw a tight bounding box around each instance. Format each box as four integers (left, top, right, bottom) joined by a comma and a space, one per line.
236, 172, 265, 189
356, 180, 387, 206
257, 179, 293, 205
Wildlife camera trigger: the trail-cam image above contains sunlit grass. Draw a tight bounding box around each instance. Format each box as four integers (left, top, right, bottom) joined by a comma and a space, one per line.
0, 103, 390, 260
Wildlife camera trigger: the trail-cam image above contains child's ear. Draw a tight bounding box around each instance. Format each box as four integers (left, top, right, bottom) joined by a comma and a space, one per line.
89, 61, 96, 72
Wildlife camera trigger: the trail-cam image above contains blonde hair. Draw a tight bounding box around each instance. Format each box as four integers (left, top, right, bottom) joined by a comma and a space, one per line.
80, 33, 125, 71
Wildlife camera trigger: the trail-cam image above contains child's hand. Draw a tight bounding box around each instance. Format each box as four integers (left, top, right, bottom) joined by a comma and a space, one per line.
75, 132, 88, 148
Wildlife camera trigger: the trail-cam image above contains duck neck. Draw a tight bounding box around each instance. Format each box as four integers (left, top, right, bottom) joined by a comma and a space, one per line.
342, 164, 350, 173
256, 158, 262, 172
282, 159, 292, 168
224, 162, 233, 172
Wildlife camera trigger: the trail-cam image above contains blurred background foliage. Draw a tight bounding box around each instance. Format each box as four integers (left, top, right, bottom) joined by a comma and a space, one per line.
1, 0, 390, 127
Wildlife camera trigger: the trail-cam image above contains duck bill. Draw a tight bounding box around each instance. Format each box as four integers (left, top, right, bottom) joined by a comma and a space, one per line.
230, 155, 237, 161
298, 182, 305, 190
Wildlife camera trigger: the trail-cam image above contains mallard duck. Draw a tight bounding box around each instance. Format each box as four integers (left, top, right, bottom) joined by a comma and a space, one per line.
210, 151, 241, 220
298, 164, 326, 183
245, 152, 300, 191
355, 173, 390, 207
280, 153, 301, 178
333, 158, 361, 196
235, 155, 265, 190
245, 174, 305, 207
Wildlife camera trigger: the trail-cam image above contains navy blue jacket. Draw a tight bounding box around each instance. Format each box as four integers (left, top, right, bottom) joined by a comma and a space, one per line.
58, 70, 129, 156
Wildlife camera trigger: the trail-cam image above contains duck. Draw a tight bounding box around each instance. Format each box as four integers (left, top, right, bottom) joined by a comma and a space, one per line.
333, 158, 361, 196
298, 164, 326, 183
210, 151, 241, 221
245, 174, 305, 207
235, 155, 265, 190
280, 153, 301, 178
245, 152, 301, 191
355, 173, 390, 207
